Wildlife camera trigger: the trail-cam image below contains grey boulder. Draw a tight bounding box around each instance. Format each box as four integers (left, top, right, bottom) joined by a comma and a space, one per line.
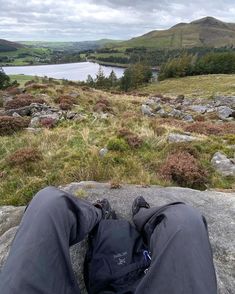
141, 104, 155, 116
183, 114, 194, 122
190, 105, 209, 114
99, 147, 108, 157
216, 106, 233, 120
169, 109, 183, 118
214, 96, 235, 108
211, 152, 235, 177
168, 133, 200, 143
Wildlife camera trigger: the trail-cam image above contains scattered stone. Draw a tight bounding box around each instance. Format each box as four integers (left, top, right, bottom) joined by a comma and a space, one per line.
175, 95, 185, 104
5, 103, 50, 117
34, 112, 60, 122
66, 112, 77, 120
183, 114, 194, 122
175, 104, 182, 110
214, 96, 235, 108
29, 117, 40, 128
190, 105, 208, 114
168, 133, 200, 143
99, 148, 108, 157
0, 110, 5, 116
169, 109, 183, 118
69, 92, 80, 99
144, 99, 161, 112
211, 152, 235, 177
216, 106, 233, 120
73, 114, 87, 122
156, 109, 167, 117
141, 104, 155, 116
12, 112, 22, 118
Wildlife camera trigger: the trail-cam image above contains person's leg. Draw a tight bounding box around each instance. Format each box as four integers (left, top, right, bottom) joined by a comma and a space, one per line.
133, 202, 217, 294
0, 186, 102, 294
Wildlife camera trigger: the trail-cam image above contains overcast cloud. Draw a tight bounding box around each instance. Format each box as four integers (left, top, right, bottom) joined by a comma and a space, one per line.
0, 0, 234, 41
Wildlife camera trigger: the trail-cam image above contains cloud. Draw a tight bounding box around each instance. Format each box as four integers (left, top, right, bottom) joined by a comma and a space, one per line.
0, 0, 234, 41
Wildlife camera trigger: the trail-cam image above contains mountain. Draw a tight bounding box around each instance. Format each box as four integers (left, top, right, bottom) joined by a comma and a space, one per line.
0, 39, 24, 52
112, 17, 235, 49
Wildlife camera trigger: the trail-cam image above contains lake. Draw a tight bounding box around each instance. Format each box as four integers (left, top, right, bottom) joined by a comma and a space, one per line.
3, 62, 125, 82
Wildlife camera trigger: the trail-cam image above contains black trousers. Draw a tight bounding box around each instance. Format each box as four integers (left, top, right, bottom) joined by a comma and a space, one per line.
0, 186, 217, 294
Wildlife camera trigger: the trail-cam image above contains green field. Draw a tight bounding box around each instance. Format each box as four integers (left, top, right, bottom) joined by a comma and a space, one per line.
9, 75, 38, 86
0, 47, 51, 66
140, 74, 235, 98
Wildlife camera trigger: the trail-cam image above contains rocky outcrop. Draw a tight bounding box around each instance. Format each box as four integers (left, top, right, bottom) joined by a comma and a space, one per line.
0, 182, 234, 293
141, 95, 235, 122
5, 103, 51, 117
0, 206, 25, 236
211, 152, 235, 176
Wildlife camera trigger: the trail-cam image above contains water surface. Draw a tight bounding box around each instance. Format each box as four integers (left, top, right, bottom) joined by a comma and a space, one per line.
3, 62, 125, 82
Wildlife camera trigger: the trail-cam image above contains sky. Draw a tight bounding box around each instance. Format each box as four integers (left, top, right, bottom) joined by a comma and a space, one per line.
0, 0, 235, 42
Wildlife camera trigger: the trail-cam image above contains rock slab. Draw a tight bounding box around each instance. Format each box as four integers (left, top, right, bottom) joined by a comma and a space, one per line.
0, 182, 235, 294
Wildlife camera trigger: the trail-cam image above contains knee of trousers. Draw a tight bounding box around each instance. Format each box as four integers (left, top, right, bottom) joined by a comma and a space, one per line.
166, 204, 207, 232
26, 186, 71, 217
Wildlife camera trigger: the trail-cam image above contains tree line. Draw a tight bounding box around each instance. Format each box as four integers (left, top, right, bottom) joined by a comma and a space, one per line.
158, 52, 235, 80
86, 63, 152, 91
88, 47, 235, 67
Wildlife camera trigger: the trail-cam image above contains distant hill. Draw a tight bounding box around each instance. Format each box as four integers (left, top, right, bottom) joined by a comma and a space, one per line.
20, 39, 122, 52
0, 39, 23, 52
112, 17, 235, 49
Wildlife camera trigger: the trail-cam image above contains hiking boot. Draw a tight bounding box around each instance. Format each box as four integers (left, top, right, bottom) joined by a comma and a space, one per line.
94, 198, 115, 219
132, 196, 150, 217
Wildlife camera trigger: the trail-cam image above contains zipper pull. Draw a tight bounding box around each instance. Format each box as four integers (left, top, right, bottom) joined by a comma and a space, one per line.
143, 250, 152, 261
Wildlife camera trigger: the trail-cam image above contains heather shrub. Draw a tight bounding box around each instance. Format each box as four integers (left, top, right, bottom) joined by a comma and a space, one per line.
164, 142, 200, 158
222, 123, 235, 134
6, 87, 21, 95
184, 122, 224, 135
194, 115, 206, 122
55, 95, 77, 104
25, 83, 48, 90
60, 101, 73, 110
93, 98, 112, 113
55, 95, 77, 110
5, 94, 46, 110
118, 128, 143, 148
8, 147, 43, 167
0, 116, 29, 135
159, 151, 208, 189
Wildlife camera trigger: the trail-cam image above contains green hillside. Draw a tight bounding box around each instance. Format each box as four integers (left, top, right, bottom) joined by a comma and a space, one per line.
111, 17, 235, 49
0, 39, 24, 52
